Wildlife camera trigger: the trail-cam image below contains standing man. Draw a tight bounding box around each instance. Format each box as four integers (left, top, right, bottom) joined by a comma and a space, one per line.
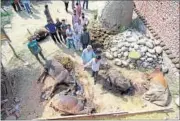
64, 1, 69, 13
81, 13, 89, 27
27, 36, 46, 65
55, 18, 63, 43
22, 0, 32, 14
74, 19, 83, 34
75, 2, 81, 17
81, 45, 96, 64
44, 5, 53, 23
73, 30, 81, 51
72, 0, 75, 10
84, 55, 102, 84
80, 28, 91, 49
66, 24, 75, 49
83, 0, 88, 10
45, 20, 61, 44
11, 0, 22, 12
61, 19, 67, 44
72, 10, 79, 29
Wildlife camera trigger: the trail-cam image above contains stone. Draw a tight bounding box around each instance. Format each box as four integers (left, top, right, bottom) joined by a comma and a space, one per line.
155, 46, 163, 54
148, 49, 155, 54
162, 65, 169, 73
14, 97, 20, 103
129, 64, 135, 69
117, 43, 124, 48
122, 60, 129, 66
123, 52, 129, 57
146, 52, 153, 57
118, 53, 122, 58
121, 46, 128, 52
147, 58, 153, 62
176, 64, 180, 69
134, 44, 139, 50
110, 47, 117, 52
160, 42, 166, 47
168, 54, 176, 59
113, 52, 118, 58
172, 58, 179, 64
154, 40, 161, 46
114, 59, 122, 66
142, 62, 149, 68
105, 52, 114, 60
140, 57, 146, 61
145, 42, 154, 48
162, 46, 169, 50
165, 49, 172, 55
140, 46, 148, 53
137, 39, 146, 45
124, 42, 130, 47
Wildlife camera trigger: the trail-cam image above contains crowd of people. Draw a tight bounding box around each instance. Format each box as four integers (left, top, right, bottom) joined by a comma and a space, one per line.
25, 0, 102, 84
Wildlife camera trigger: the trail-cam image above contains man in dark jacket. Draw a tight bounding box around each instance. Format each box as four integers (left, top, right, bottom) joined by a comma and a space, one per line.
80, 28, 90, 49
55, 18, 63, 42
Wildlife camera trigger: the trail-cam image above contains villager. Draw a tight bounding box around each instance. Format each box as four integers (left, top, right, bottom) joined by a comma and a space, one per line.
64, 1, 69, 12
45, 20, 61, 44
55, 18, 63, 42
81, 45, 96, 64
27, 36, 46, 65
81, 13, 89, 26
66, 24, 75, 49
83, 0, 88, 9
72, 0, 75, 10
72, 10, 80, 29
84, 55, 102, 84
73, 30, 81, 51
80, 28, 91, 49
74, 19, 83, 34
22, 0, 33, 14
61, 19, 68, 43
75, 2, 81, 17
44, 5, 53, 23
11, 0, 22, 12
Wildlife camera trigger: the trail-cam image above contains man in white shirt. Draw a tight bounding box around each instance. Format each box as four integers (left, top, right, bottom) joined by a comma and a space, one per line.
74, 19, 83, 34
73, 30, 81, 51
66, 24, 75, 49
84, 55, 102, 84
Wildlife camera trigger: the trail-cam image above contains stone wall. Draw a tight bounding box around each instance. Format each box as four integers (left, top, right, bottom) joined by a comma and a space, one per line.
134, 1, 179, 59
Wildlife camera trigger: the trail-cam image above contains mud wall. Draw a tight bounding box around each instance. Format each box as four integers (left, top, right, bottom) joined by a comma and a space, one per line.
134, 1, 179, 58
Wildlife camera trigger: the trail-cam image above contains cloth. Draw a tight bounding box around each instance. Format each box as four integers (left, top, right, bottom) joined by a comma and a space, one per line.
45, 23, 56, 33
80, 31, 90, 45
85, 58, 102, 72
81, 49, 96, 64
72, 15, 79, 26
74, 23, 83, 34
50, 32, 60, 43
81, 17, 88, 26
73, 33, 81, 50
66, 28, 73, 40
28, 40, 41, 55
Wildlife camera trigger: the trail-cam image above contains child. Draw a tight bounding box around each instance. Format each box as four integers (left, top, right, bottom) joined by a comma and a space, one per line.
84, 55, 102, 84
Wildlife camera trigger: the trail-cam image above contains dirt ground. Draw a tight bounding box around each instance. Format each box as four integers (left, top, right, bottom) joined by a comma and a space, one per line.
2, 1, 179, 120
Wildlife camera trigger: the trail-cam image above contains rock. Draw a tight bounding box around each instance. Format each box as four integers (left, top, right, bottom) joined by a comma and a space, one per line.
168, 54, 176, 59
154, 40, 161, 46
129, 64, 135, 69
145, 42, 154, 48
117, 43, 124, 48
123, 52, 129, 57
141, 46, 148, 53
162, 46, 169, 50
134, 44, 139, 50
176, 64, 180, 69
124, 42, 130, 47
142, 62, 149, 68
121, 46, 128, 52
105, 52, 114, 60
110, 47, 117, 52
5, 116, 16, 120
165, 49, 172, 55
155, 46, 163, 54
113, 52, 118, 58
146, 52, 153, 57
126, 38, 137, 43
136, 60, 142, 66
148, 49, 155, 54
140, 57, 146, 61
137, 39, 146, 45
114, 59, 122, 66
122, 60, 129, 66
172, 58, 179, 64
160, 42, 165, 47
118, 53, 122, 58
14, 97, 20, 103
147, 58, 153, 62
162, 65, 169, 73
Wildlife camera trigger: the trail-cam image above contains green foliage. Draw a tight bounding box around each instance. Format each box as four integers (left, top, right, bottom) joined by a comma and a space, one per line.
128, 51, 141, 59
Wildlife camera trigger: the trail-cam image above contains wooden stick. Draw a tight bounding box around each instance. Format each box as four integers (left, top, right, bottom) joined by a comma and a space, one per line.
37, 108, 173, 120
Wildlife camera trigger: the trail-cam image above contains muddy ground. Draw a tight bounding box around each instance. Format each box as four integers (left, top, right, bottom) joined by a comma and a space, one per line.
2, 1, 179, 120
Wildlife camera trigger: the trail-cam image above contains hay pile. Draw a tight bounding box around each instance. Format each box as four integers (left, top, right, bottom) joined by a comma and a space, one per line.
54, 55, 74, 71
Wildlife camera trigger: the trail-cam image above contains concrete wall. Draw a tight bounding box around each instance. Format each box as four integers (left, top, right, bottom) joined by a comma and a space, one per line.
134, 1, 179, 58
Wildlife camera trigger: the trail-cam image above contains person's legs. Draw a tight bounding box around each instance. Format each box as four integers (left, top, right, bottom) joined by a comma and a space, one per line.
83, 0, 85, 9
50, 33, 57, 43
82, 44, 86, 49
65, 2, 68, 12
62, 34, 67, 44
86, 0, 88, 9
58, 31, 63, 42
16, 2, 22, 11
12, 3, 17, 12
39, 51, 46, 60
54, 32, 61, 43
34, 54, 43, 65
67, 38, 71, 49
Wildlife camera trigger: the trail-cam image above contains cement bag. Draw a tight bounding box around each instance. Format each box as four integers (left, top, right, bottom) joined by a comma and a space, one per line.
106, 69, 131, 92
143, 81, 171, 106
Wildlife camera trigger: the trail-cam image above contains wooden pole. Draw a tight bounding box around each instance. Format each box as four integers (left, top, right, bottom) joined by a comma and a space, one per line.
36, 108, 173, 120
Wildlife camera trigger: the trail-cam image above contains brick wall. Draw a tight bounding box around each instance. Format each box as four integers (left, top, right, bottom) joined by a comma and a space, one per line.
134, 1, 179, 57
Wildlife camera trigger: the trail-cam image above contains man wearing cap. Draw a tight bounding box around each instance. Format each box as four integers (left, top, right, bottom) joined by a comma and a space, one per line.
81, 45, 96, 64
